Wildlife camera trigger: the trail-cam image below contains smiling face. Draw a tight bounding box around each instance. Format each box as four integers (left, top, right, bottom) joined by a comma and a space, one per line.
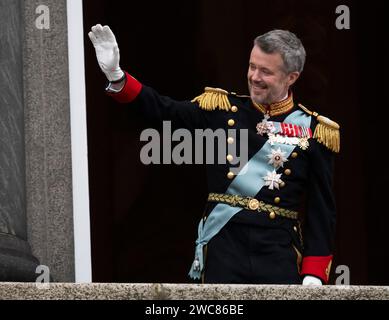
248, 45, 300, 105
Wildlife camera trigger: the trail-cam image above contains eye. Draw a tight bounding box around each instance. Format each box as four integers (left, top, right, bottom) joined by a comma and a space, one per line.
249, 63, 256, 71
261, 68, 272, 75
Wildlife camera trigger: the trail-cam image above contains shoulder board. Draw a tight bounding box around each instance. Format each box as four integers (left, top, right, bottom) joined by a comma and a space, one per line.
298, 104, 340, 153
191, 87, 231, 111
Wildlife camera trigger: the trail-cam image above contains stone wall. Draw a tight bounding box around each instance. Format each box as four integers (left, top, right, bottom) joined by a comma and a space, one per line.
0, 283, 388, 300
0, 0, 40, 282
0, 0, 76, 282
23, 0, 75, 282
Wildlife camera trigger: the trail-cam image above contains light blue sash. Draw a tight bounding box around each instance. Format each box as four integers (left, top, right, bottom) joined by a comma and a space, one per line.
189, 109, 312, 279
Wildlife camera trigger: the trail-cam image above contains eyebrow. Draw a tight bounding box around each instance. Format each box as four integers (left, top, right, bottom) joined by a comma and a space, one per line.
249, 63, 273, 73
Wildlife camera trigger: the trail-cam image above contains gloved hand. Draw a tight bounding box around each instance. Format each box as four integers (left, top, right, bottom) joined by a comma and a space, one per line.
88, 24, 125, 82
302, 275, 323, 285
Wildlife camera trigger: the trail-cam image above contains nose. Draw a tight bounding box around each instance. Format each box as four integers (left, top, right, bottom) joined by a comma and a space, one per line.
250, 69, 262, 83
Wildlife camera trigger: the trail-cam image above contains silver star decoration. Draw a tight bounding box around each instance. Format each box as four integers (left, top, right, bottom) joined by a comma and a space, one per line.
263, 170, 283, 190
298, 138, 310, 150
267, 147, 288, 169
256, 119, 275, 136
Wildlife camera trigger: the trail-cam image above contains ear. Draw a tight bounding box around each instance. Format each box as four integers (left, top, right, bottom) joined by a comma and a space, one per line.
287, 71, 300, 86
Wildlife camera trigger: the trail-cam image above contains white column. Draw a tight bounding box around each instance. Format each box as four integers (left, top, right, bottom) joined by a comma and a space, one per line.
67, 0, 92, 283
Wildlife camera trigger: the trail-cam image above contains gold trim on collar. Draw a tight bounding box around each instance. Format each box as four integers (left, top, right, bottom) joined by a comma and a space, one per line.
252, 93, 294, 117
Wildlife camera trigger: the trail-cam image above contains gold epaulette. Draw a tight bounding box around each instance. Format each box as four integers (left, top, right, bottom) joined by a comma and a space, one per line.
298, 104, 340, 153
191, 87, 231, 111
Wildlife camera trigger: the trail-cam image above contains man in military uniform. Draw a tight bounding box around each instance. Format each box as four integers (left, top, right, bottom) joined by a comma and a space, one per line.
88, 25, 339, 285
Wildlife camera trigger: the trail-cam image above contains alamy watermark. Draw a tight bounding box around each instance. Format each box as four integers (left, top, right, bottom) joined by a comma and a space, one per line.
336, 5, 350, 30
35, 5, 50, 30
140, 121, 249, 175
35, 265, 50, 289
335, 264, 350, 285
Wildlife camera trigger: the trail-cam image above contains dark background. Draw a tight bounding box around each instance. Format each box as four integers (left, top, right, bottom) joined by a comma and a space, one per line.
83, 0, 388, 285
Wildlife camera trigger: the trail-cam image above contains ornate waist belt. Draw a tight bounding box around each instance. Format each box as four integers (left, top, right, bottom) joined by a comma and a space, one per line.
207, 193, 299, 220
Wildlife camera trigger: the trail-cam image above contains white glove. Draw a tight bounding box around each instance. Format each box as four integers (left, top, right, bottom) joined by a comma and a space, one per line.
88, 24, 125, 82
302, 275, 323, 285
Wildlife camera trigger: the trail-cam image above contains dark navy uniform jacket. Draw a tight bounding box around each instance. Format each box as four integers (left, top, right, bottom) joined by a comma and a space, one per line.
107, 72, 339, 284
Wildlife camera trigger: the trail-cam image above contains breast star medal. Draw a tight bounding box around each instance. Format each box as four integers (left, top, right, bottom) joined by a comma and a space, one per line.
267, 147, 288, 169
263, 170, 284, 190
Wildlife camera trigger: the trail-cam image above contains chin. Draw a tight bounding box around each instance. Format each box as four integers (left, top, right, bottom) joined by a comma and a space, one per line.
251, 94, 267, 105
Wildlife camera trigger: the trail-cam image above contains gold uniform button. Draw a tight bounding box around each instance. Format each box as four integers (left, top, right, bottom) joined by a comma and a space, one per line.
228, 119, 235, 127
280, 181, 286, 188
227, 154, 234, 162
248, 199, 260, 210
284, 169, 292, 176
227, 172, 235, 179
269, 212, 276, 220
291, 152, 298, 159
274, 197, 281, 204
227, 137, 235, 144
231, 106, 238, 113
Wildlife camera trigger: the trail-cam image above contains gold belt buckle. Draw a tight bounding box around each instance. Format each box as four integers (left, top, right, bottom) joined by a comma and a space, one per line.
248, 198, 260, 211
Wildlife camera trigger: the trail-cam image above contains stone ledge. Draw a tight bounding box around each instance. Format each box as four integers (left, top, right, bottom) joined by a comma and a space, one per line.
0, 283, 388, 300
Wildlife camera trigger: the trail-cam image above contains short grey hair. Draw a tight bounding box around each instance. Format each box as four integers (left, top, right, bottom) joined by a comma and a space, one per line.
254, 30, 306, 73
